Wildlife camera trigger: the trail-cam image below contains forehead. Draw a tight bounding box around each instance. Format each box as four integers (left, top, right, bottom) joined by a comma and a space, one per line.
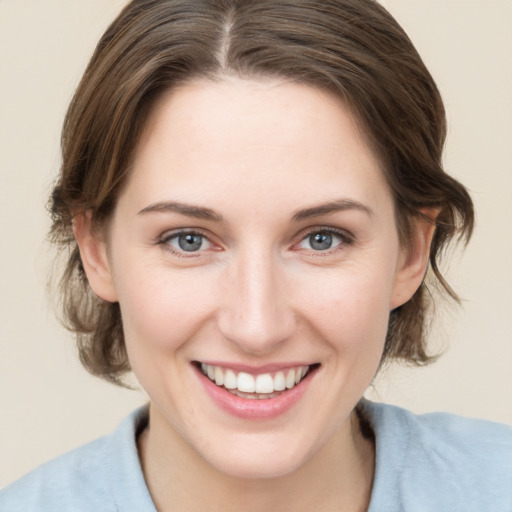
138, 76, 373, 163
121, 76, 392, 217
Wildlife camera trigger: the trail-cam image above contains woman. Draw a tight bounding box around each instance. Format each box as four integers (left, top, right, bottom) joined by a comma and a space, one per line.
1, 0, 511, 510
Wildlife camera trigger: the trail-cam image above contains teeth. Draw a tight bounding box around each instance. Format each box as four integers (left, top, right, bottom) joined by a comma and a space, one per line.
214, 366, 224, 386
200, 363, 311, 396
255, 374, 274, 393
285, 370, 296, 389
237, 372, 256, 393
224, 369, 237, 389
274, 371, 285, 391
229, 389, 282, 400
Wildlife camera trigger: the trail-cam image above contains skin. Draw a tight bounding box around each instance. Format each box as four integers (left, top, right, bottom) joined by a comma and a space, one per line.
75, 76, 435, 511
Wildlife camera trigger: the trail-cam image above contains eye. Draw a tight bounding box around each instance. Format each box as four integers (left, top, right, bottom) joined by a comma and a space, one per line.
298, 230, 347, 251
163, 232, 212, 253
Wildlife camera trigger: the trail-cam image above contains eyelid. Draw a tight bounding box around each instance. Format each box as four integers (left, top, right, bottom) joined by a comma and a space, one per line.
159, 227, 208, 242
156, 225, 354, 258
158, 228, 218, 257
293, 226, 355, 252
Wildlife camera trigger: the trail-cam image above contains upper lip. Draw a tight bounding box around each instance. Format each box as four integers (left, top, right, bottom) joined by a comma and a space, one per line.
194, 361, 319, 374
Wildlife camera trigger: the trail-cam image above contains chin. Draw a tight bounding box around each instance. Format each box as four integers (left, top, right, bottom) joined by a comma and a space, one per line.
209, 449, 306, 480
195, 430, 318, 480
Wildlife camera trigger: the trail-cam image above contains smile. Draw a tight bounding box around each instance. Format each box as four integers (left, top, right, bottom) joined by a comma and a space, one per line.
199, 363, 313, 399
194, 361, 320, 419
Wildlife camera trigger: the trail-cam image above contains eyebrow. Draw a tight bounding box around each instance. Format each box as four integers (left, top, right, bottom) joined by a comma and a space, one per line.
292, 199, 373, 221
138, 198, 372, 223
138, 201, 223, 222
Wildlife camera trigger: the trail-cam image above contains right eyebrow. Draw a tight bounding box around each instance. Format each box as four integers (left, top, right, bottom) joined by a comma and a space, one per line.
137, 201, 224, 222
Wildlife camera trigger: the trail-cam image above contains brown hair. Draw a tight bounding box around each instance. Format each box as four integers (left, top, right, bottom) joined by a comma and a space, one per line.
50, 0, 474, 385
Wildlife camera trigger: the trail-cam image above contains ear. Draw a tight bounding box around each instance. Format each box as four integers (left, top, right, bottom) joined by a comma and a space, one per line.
390, 208, 438, 310
73, 211, 118, 303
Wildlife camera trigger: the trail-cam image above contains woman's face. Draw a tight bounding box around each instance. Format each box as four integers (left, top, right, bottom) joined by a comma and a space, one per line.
81, 77, 427, 478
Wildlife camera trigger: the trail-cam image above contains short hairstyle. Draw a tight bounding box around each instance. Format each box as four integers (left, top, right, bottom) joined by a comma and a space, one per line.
50, 0, 474, 385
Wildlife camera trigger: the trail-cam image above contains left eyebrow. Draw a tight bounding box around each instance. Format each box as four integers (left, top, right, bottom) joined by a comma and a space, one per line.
292, 199, 374, 222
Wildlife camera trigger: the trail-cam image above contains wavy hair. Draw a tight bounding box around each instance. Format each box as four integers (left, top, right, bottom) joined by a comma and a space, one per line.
49, 0, 474, 385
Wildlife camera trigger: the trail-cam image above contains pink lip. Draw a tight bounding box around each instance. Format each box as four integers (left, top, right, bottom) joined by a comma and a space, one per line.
198, 361, 313, 375
194, 363, 318, 420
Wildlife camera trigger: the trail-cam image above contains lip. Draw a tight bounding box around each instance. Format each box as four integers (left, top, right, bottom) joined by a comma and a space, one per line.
198, 361, 313, 375
193, 362, 319, 420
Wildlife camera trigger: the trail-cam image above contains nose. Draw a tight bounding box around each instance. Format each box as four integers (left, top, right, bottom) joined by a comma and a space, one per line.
217, 249, 296, 355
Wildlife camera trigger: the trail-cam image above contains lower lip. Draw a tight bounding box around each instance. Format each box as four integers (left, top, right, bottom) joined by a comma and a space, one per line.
195, 366, 317, 420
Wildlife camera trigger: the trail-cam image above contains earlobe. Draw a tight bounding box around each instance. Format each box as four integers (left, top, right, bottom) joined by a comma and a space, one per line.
390, 209, 439, 310
73, 211, 118, 303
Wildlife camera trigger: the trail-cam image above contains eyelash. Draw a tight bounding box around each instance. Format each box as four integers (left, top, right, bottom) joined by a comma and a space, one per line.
295, 227, 354, 255
158, 229, 214, 258
157, 226, 355, 258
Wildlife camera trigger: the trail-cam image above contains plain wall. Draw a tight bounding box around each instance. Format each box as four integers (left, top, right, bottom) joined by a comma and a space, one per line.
1, 0, 511, 488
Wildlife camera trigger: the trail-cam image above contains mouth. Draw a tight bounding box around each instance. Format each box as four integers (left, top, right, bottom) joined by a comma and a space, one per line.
193, 361, 320, 419
194, 361, 320, 401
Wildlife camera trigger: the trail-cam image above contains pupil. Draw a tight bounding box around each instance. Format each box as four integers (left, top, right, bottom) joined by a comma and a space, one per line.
310, 232, 332, 250
178, 234, 202, 251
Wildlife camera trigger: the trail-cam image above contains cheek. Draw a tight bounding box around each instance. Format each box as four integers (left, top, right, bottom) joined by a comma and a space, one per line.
299, 266, 394, 354
114, 266, 220, 404
112, 260, 215, 353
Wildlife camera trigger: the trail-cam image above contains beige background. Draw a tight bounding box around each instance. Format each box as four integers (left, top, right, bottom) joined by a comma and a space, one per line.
1, 0, 511, 488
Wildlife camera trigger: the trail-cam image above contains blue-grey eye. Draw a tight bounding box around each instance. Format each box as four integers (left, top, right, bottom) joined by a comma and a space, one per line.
300, 231, 343, 251
169, 233, 210, 252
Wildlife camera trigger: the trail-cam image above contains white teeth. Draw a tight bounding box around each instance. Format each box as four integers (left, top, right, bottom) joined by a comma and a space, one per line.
274, 371, 285, 391
224, 369, 237, 389
200, 363, 312, 395
255, 374, 274, 393
237, 372, 256, 393
285, 369, 296, 389
214, 366, 224, 386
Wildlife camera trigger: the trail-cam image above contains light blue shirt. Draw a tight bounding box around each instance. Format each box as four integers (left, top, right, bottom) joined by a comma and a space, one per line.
1, 401, 511, 511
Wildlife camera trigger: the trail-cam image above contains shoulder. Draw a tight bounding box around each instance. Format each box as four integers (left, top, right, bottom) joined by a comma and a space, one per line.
0, 406, 155, 512
363, 401, 512, 512
0, 435, 111, 511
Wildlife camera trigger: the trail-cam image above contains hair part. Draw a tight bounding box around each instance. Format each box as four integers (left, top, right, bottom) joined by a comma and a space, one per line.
50, 0, 474, 386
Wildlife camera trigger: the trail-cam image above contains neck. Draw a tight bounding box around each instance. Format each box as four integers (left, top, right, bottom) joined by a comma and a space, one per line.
138, 403, 375, 512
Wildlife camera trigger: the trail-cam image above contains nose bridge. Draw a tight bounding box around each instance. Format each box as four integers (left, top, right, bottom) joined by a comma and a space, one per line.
218, 245, 294, 353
